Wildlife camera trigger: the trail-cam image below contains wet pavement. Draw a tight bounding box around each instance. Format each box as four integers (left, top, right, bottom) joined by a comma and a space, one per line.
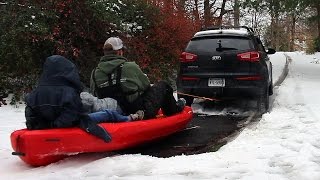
118, 112, 250, 157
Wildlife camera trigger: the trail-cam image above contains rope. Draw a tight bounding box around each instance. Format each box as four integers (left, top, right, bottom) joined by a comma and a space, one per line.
177, 92, 220, 101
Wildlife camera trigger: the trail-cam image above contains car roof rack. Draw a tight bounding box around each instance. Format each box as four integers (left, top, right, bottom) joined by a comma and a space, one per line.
200, 26, 255, 35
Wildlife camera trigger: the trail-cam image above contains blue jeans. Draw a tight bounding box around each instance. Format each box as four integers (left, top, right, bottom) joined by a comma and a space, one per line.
88, 109, 130, 123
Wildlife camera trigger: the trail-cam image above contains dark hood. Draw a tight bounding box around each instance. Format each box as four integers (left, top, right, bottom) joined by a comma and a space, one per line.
38, 55, 82, 91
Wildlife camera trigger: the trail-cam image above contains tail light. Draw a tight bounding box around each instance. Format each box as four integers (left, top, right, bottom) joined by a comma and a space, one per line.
235, 76, 262, 80
237, 51, 260, 62
180, 52, 197, 62
182, 76, 200, 81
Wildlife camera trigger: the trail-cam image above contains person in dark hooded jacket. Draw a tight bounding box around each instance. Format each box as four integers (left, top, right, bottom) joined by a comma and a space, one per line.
25, 55, 115, 142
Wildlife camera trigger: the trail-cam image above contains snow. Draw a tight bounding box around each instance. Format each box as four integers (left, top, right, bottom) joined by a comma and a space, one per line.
1, 52, 320, 179
195, 29, 251, 37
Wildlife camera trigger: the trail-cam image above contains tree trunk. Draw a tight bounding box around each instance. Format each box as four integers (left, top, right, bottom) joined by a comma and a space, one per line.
290, 13, 296, 51
204, 0, 210, 27
275, 17, 280, 51
217, 0, 227, 26
177, 0, 186, 12
271, 19, 275, 48
317, 3, 320, 51
234, 0, 240, 26
193, 0, 200, 25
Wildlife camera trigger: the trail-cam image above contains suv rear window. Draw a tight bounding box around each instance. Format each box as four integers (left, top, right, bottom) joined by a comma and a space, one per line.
186, 37, 253, 53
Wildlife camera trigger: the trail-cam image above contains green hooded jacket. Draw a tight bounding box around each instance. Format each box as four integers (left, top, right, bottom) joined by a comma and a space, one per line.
90, 54, 150, 103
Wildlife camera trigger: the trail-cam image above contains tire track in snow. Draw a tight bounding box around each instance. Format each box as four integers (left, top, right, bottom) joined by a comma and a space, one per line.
269, 53, 291, 112
266, 53, 320, 177
274, 53, 291, 87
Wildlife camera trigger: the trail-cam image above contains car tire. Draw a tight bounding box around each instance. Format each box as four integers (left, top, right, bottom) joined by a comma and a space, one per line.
269, 66, 273, 95
269, 83, 273, 96
257, 84, 269, 115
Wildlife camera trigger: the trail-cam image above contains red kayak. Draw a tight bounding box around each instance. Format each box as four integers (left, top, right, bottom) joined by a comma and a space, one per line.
11, 106, 193, 166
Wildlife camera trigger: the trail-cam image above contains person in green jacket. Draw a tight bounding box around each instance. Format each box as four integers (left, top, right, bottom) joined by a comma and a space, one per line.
90, 37, 185, 119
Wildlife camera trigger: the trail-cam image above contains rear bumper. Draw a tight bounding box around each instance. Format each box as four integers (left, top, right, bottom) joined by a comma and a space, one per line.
176, 70, 270, 99
178, 86, 261, 99
177, 78, 265, 99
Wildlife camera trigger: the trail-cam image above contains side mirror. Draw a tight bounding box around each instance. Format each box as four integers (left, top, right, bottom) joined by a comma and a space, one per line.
267, 48, 276, 54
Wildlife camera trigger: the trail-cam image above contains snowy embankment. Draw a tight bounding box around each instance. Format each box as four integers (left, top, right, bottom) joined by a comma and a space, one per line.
2, 52, 320, 180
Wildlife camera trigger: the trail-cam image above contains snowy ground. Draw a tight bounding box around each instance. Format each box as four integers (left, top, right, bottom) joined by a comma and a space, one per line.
1, 52, 320, 179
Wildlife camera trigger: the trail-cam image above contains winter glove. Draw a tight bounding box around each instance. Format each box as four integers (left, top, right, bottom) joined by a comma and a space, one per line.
79, 115, 112, 143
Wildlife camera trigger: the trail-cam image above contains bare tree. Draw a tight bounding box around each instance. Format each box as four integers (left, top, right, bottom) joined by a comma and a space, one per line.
204, 0, 217, 27
193, 0, 200, 23
234, 0, 240, 26
217, 0, 232, 26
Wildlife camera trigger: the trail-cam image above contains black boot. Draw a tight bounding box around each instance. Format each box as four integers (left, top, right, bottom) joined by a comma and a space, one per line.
79, 115, 112, 143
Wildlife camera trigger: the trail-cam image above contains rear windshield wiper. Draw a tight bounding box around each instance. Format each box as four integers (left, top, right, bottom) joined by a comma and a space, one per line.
216, 47, 238, 51
216, 40, 238, 51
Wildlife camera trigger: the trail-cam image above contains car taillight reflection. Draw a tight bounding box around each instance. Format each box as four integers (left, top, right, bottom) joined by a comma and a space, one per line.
180, 52, 198, 62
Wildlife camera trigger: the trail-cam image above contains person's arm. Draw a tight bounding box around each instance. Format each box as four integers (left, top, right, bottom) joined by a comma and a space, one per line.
133, 62, 151, 90
55, 91, 112, 142
122, 62, 151, 103
53, 92, 82, 128
89, 69, 97, 96
25, 105, 38, 129
93, 97, 119, 112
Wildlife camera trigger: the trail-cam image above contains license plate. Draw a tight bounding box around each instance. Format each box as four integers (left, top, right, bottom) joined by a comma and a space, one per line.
208, 78, 225, 87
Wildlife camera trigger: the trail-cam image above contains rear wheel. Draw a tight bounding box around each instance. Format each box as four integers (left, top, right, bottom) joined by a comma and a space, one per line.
257, 84, 269, 115
269, 66, 273, 95
269, 83, 273, 95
